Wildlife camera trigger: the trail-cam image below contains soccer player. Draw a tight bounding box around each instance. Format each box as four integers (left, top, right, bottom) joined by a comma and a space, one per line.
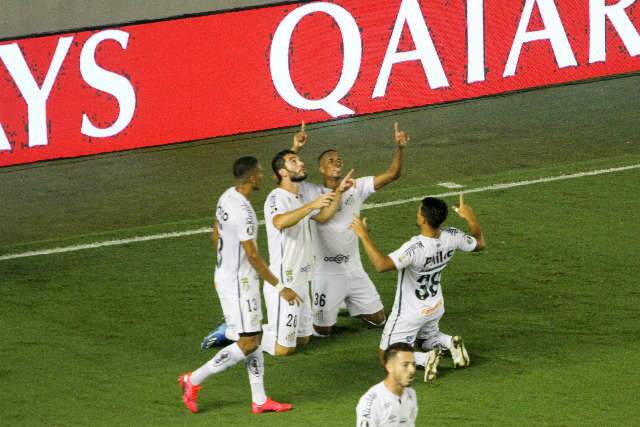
178, 156, 302, 414
262, 144, 354, 356
292, 122, 409, 337
356, 342, 418, 427
351, 194, 486, 381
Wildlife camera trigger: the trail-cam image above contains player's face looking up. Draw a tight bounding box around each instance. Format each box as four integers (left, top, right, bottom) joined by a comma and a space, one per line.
386, 351, 416, 387
318, 150, 343, 179
283, 154, 307, 182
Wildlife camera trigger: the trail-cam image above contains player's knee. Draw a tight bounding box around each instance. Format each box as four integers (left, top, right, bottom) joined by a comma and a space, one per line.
313, 325, 332, 336
361, 311, 386, 327
237, 335, 260, 354
274, 345, 297, 356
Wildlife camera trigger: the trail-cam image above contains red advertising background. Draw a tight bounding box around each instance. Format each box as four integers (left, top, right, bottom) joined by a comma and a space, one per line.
1, 0, 639, 167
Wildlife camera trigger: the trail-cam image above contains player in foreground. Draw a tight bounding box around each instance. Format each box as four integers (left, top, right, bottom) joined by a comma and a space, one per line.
292, 122, 409, 337
178, 157, 301, 414
351, 194, 486, 381
262, 143, 355, 356
356, 342, 418, 426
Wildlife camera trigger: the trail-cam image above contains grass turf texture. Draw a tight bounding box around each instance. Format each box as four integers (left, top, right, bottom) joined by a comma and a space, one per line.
1, 76, 640, 425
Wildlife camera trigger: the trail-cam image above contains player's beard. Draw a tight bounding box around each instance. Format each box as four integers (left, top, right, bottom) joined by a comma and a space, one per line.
291, 173, 307, 182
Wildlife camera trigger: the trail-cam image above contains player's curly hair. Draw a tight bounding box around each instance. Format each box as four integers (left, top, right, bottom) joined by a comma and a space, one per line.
421, 197, 448, 229
383, 342, 414, 365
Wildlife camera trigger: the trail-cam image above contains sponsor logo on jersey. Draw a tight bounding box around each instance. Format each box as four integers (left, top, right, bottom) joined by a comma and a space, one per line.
420, 299, 443, 317
324, 254, 350, 264
246, 224, 256, 236
422, 250, 455, 269
405, 335, 414, 343
300, 264, 312, 273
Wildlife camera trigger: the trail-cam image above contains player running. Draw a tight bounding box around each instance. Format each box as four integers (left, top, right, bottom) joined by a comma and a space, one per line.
356, 342, 418, 427
261, 145, 354, 356
292, 122, 409, 337
351, 194, 486, 381
178, 157, 301, 414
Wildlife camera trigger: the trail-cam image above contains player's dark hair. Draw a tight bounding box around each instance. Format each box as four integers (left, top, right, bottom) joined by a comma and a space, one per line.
232, 156, 259, 180
271, 149, 296, 183
317, 149, 337, 164
383, 342, 414, 365
420, 197, 448, 228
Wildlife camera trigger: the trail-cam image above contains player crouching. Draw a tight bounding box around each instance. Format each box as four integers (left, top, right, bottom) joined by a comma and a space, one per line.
351, 194, 485, 381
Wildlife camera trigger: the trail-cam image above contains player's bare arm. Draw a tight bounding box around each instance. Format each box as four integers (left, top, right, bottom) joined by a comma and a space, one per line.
350, 216, 397, 272
453, 193, 486, 251
272, 192, 335, 230
373, 122, 409, 190
290, 121, 307, 153
312, 169, 355, 223
240, 239, 303, 305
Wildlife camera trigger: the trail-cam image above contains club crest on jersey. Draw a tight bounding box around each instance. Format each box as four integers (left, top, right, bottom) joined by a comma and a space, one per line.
285, 270, 293, 283
241, 277, 250, 291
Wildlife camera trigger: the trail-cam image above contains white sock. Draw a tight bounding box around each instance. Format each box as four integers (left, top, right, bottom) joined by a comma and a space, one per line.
191, 342, 245, 385
414, 351, 427, 367
245, 347, 267, 405
261, 325, 276, 356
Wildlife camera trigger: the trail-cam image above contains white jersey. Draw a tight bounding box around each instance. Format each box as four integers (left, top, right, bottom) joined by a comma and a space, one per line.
214, 187, 259, 288
356, 382, 418, 427
388, 228, 477, 321
264, 187, 315, 286
300, 177, 375, 274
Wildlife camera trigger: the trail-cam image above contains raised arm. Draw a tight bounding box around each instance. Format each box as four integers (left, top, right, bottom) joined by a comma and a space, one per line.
350, 217, 396, 272
272, 192, 335, 230
453, 193, 486, 252
290, 121, 307, 153
240, 240, 303, 304
373, 122, 409, 190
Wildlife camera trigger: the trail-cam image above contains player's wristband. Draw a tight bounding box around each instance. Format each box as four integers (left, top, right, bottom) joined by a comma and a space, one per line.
274, 282, 286, 293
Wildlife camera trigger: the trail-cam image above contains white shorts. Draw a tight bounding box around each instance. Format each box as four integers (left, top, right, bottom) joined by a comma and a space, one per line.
379, 306, 445, 351
215, 279, 263, 341
311, 270, 384, 327
263, 280, 313, 349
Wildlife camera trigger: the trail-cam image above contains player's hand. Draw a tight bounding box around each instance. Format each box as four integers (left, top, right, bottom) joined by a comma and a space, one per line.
350, 216, 369, 238
310, 192, 335, 210
280, 287, 303, 306
453, 193, 476, 221
337, 169, 355, 192
292, 121, 308, 152
394, 122, 409, 147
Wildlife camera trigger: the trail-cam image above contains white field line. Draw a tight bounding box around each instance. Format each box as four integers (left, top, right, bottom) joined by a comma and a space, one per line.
1, 163, 639, 262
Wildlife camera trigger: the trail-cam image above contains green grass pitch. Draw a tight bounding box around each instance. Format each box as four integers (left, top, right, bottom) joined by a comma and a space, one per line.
1, 76, 640, 426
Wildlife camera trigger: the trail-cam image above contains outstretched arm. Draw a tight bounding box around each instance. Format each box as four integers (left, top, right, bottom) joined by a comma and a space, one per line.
240, 240, 303, 304
373, 122, 409, 190
350, 217, 396, 272
312, 169, 355, 223
272, 193, 335, 230
453, 193, 486, 252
